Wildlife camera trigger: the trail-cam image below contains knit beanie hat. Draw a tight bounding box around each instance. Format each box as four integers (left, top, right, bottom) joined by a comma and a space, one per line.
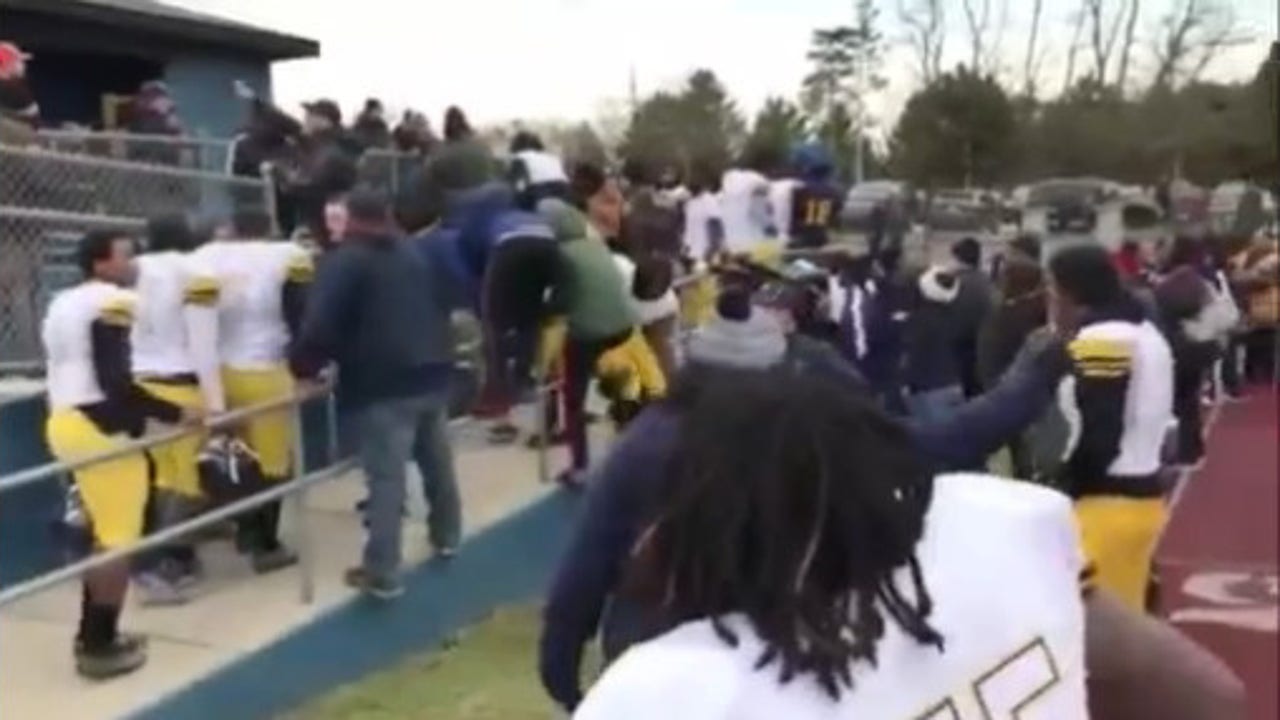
687, 289, 788, 369
919, 266, 960, 303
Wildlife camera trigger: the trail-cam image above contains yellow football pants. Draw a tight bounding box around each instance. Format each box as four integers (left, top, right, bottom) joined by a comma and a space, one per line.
45, 410, 148, 549
596, 328, 667, 402
222, 366, 295, 479
1075, 496, 1168, 611
678, 273, 719, 330
138, 381, 206, 498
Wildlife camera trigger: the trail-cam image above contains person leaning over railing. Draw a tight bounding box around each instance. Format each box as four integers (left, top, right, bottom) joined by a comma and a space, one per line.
42, 229, 204, 679
191, 209, 313, 573
538, 191, 665, 488
291, 189, 461, 600
128, 214, 226, 605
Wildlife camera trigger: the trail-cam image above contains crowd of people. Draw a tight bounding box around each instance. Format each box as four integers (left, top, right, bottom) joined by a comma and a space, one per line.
23, 79, 1277, 720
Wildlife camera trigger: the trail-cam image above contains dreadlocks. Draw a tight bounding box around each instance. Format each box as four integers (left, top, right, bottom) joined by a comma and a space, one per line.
624, 365, 944, 700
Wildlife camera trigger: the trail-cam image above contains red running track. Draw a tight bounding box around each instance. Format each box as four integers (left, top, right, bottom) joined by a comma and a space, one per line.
1156, 388, 1278, 720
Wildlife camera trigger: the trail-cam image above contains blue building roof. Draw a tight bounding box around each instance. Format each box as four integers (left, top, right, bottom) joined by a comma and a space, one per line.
0, 0, 319, 60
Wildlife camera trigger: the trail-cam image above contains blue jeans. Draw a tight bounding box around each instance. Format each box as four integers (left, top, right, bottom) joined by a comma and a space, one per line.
356, 391, 461, 581
906, 384, 964, 426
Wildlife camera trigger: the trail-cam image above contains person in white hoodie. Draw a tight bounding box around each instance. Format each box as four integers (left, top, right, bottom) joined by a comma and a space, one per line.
508, 131, 570, 211
719, 151, 778, 258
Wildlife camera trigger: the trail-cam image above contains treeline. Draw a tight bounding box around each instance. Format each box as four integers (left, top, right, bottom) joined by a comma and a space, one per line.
606, 0, 1275, 190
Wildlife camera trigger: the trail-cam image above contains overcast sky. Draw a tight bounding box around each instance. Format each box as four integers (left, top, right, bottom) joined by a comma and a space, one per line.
173, 0, 1275, 131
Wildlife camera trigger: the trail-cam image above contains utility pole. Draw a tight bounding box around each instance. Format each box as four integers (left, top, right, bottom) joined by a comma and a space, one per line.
854, 55, 866, 186
628, 65, 639, 115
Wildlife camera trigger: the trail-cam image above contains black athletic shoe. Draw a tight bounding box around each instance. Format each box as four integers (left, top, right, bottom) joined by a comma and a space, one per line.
75, 634, 148, 680
251, 547, 299, 575
344, 567, 404, 600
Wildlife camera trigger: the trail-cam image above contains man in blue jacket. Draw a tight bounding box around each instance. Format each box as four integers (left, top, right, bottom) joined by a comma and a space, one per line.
412, 179, 559, 444
292, 189, 460, 600
537, 290, 1073, 710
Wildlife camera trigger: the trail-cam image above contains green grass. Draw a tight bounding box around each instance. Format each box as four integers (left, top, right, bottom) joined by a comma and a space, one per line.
283, 606, 583, 720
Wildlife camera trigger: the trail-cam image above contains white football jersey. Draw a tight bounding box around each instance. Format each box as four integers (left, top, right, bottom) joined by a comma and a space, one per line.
575, 474, 1089, 720
191, 240, 313, 368
1058, 319, 1174, 478
682, 191, 723, 262
770, 178, 801, 242
512, 149, 568, 186
131, 252, 216, 375
43, 281, 136, 410
720, 169, 774, 253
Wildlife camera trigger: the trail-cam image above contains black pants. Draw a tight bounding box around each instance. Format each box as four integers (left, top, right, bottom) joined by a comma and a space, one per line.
1173, 361, 1209, 464
1221, 335, 1243, 395
564, 331, 631, 471
1244, 327, 1277, 384
479, 237, 559, 410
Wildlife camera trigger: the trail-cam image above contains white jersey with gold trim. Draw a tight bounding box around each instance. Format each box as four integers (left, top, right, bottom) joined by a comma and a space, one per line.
720, 168, 774, 253
42, 281, 135, 411
575, 474, 1089, 720
191, 240, 312, 369
131, 252, 217, 375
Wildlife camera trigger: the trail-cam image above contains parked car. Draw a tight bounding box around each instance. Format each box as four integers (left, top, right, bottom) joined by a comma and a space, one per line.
1021, 177, 1165, 257
840, 180, 913, 232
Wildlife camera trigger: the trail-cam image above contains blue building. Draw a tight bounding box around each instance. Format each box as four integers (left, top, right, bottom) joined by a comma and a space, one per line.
0, 0, 318, 137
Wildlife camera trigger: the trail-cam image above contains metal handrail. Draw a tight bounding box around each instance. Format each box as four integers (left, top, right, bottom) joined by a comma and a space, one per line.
37, 129, 233, 149
0, 382, 332, 495
1, 145, 266, 186
0, 204, 150, 227
0, 458, 357, 608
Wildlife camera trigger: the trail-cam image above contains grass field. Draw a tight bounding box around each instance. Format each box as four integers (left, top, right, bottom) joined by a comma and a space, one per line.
284, 606, 580, 720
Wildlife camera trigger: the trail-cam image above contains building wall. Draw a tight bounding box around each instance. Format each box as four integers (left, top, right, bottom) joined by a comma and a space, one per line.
164, 53, 274, 139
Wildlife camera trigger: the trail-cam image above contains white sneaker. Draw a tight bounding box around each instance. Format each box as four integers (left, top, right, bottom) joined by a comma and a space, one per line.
134, 572, 190, 607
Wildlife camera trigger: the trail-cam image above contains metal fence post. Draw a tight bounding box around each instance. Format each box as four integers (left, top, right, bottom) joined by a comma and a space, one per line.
291, 404, 314, 604
536, 373, 551, 485
260, 161, 280, 238
326, 390, 340, 465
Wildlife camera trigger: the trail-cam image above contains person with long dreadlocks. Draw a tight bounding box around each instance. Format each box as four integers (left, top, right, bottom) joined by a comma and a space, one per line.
572, 367, 1244, 720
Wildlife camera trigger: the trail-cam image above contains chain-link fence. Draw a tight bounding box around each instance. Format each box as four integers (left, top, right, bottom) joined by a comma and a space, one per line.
1, 145, 272, 221
0, 208, 144, 372
0, 145, 277, 371
36, 129, 234, 175
356, 149, 422, 198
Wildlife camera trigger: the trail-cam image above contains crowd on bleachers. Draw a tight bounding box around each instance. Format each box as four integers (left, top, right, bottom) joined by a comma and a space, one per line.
6, 42, 1277, 717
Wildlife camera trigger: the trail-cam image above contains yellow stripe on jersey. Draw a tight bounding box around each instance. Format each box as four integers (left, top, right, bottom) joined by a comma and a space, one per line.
1080, 563, 1098, 597
286, 253, 315, 284
183, 275, 221, 307
98, 296, 135, 327
1068, 337, 1131, 363
1069, 337, 1132, 378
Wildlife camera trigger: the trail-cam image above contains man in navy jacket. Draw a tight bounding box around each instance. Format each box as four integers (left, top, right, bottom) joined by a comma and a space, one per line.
538, 316, 1073, 710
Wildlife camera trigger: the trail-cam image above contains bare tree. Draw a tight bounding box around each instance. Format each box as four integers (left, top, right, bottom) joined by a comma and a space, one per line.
961, 0, 992, 73
1083, 0, 1129, 84
1149, 0, 1253, 89
989, 0, 1012, 80
1022, 0, 1046, 96
1062, 6, 1089, 92
1115, 0, 1142, 91
898, 0, 945, 84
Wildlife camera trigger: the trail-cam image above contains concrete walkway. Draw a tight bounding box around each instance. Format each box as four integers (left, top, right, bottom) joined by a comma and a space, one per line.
0, 415, 588, 720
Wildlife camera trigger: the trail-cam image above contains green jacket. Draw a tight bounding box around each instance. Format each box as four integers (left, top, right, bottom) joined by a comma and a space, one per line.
539, 200, 636, 340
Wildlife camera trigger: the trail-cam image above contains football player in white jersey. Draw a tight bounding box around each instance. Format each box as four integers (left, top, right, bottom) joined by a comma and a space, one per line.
1047, 244, 1176, 611
43, 229, 200, 679
574, 367, 1244, 720
720, 149, 779, 262
192, 209, 313, 573
129, 214, 223, 603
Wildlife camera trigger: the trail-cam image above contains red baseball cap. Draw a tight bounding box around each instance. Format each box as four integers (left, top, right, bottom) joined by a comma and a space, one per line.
0, 42, 32, 74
